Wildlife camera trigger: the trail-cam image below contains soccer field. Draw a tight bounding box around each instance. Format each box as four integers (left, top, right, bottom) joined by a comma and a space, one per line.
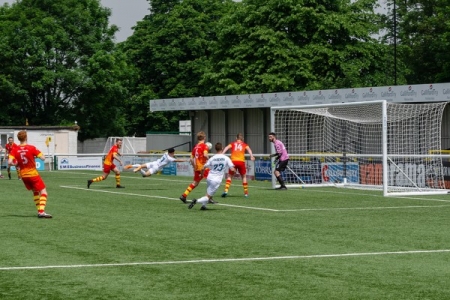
1, 170, 450, 299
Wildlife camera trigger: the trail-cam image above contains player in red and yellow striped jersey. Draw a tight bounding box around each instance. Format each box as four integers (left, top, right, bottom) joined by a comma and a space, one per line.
87, 139, 125, 189
0, 144, 3, 178
5, 137, 21, 180
221, 133, 255, 198
179, 131, 210, 203
8, 131, 52, 218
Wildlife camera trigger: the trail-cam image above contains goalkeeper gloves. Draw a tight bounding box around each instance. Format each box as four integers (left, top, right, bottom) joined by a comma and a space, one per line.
270, 153, 281, 161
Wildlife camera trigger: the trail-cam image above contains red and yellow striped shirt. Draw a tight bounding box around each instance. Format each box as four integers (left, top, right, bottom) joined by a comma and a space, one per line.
5, 142, 17, 155
229, 141, 249, 162
9, 144, 43, 178
191, 142, 209, 171
104, 145, 119, 166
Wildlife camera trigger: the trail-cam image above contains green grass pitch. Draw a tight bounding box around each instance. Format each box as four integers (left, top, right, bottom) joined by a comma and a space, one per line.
1, 170, 450, 299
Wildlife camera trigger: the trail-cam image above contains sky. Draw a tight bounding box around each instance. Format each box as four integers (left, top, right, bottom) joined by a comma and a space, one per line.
0, 0, 150, 42
102, 0, 149, 42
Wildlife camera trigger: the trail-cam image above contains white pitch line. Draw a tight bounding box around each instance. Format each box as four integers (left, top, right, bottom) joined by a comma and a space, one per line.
60, 185, 279, 211
280, 204, 450, 212
1, 249, 449, 271
61, 186, 450, 213
61, 185, 175, 201
216, 203, 280, 211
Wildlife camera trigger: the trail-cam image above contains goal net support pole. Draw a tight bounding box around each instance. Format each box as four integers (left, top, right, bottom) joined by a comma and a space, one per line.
270, 100, 449, 196
382, 100, 388, 196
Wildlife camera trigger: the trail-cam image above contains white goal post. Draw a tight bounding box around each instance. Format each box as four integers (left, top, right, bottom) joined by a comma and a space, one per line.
270, 100, 450, 196
103, 137, 146, 155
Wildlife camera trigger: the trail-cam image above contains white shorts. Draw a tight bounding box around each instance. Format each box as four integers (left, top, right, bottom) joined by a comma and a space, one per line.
206, 177, 222, 196
144, 162, 160, 175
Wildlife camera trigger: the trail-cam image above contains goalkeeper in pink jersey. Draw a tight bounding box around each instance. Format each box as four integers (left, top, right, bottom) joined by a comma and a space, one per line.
269, 132, 289, 190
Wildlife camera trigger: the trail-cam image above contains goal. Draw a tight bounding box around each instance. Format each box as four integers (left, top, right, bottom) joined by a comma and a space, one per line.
103, 137, 146, 155
270, 100, 450, 196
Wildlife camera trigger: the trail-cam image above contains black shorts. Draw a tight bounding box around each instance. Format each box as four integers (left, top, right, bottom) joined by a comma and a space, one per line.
276, 159, 289, 172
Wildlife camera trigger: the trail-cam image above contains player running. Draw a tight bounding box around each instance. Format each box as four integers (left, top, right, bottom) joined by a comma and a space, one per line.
221, 133, 255, 198
0, 144, 3, 178
8, 131, 52, 218
179, 131, 210, 203
188, 142, 235, 210
87, 138, 125, 189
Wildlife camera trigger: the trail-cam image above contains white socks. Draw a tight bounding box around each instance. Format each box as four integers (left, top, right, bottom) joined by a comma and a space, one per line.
198, 196, 209, 206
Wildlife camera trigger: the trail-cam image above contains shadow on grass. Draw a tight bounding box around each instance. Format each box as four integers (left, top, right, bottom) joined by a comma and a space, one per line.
4, 214, 36, 218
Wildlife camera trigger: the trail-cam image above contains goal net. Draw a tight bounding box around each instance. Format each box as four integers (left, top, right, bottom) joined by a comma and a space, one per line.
103, 137, 146, 155
270, 100, 449, 196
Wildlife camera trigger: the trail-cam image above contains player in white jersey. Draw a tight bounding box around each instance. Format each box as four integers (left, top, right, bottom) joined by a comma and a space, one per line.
188, 142, 235, 210
125, 148, 187, 177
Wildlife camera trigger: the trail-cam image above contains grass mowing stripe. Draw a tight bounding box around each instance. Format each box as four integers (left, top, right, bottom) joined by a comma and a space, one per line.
3, 171, 450, 299
1, 249, 449, 271
61, 185, 450, 212
56, 170, 271, 189
396, 196, 450, 203
60, 186, 450, 212
308, 188, 450, 202
58, 171, 450, 197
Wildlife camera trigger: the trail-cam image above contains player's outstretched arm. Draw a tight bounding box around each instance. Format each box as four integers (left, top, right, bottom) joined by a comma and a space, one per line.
174, 159, 188, 163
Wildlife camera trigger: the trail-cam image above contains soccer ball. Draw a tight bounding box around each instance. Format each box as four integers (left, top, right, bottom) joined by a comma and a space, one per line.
205, 142, 212, 150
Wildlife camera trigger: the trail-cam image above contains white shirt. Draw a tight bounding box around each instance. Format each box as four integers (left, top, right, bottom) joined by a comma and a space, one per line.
154, 153, 176, 169
204, 153, 234, 181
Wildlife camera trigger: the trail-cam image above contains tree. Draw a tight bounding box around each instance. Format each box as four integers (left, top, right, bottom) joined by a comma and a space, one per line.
73, 50, 129, 140
126, 0, 234, 99
0, 0, 128, 140
120, 0, 234, 135
383, 0, 450, 84
202, 0, 393, 94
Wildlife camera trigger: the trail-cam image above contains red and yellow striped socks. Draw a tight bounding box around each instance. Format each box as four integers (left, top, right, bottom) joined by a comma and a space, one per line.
243, 182, 248, 195
224, 178, 232, 193
37, 194, 47, 214
182, 184, 196, 198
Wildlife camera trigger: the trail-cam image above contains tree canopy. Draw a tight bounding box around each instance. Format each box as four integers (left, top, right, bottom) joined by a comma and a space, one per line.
0, 0, 128, 140
120, 0, 234, 136
1, 0, 449, 139
383, 0, 450, 84
202, 0, 392, 94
